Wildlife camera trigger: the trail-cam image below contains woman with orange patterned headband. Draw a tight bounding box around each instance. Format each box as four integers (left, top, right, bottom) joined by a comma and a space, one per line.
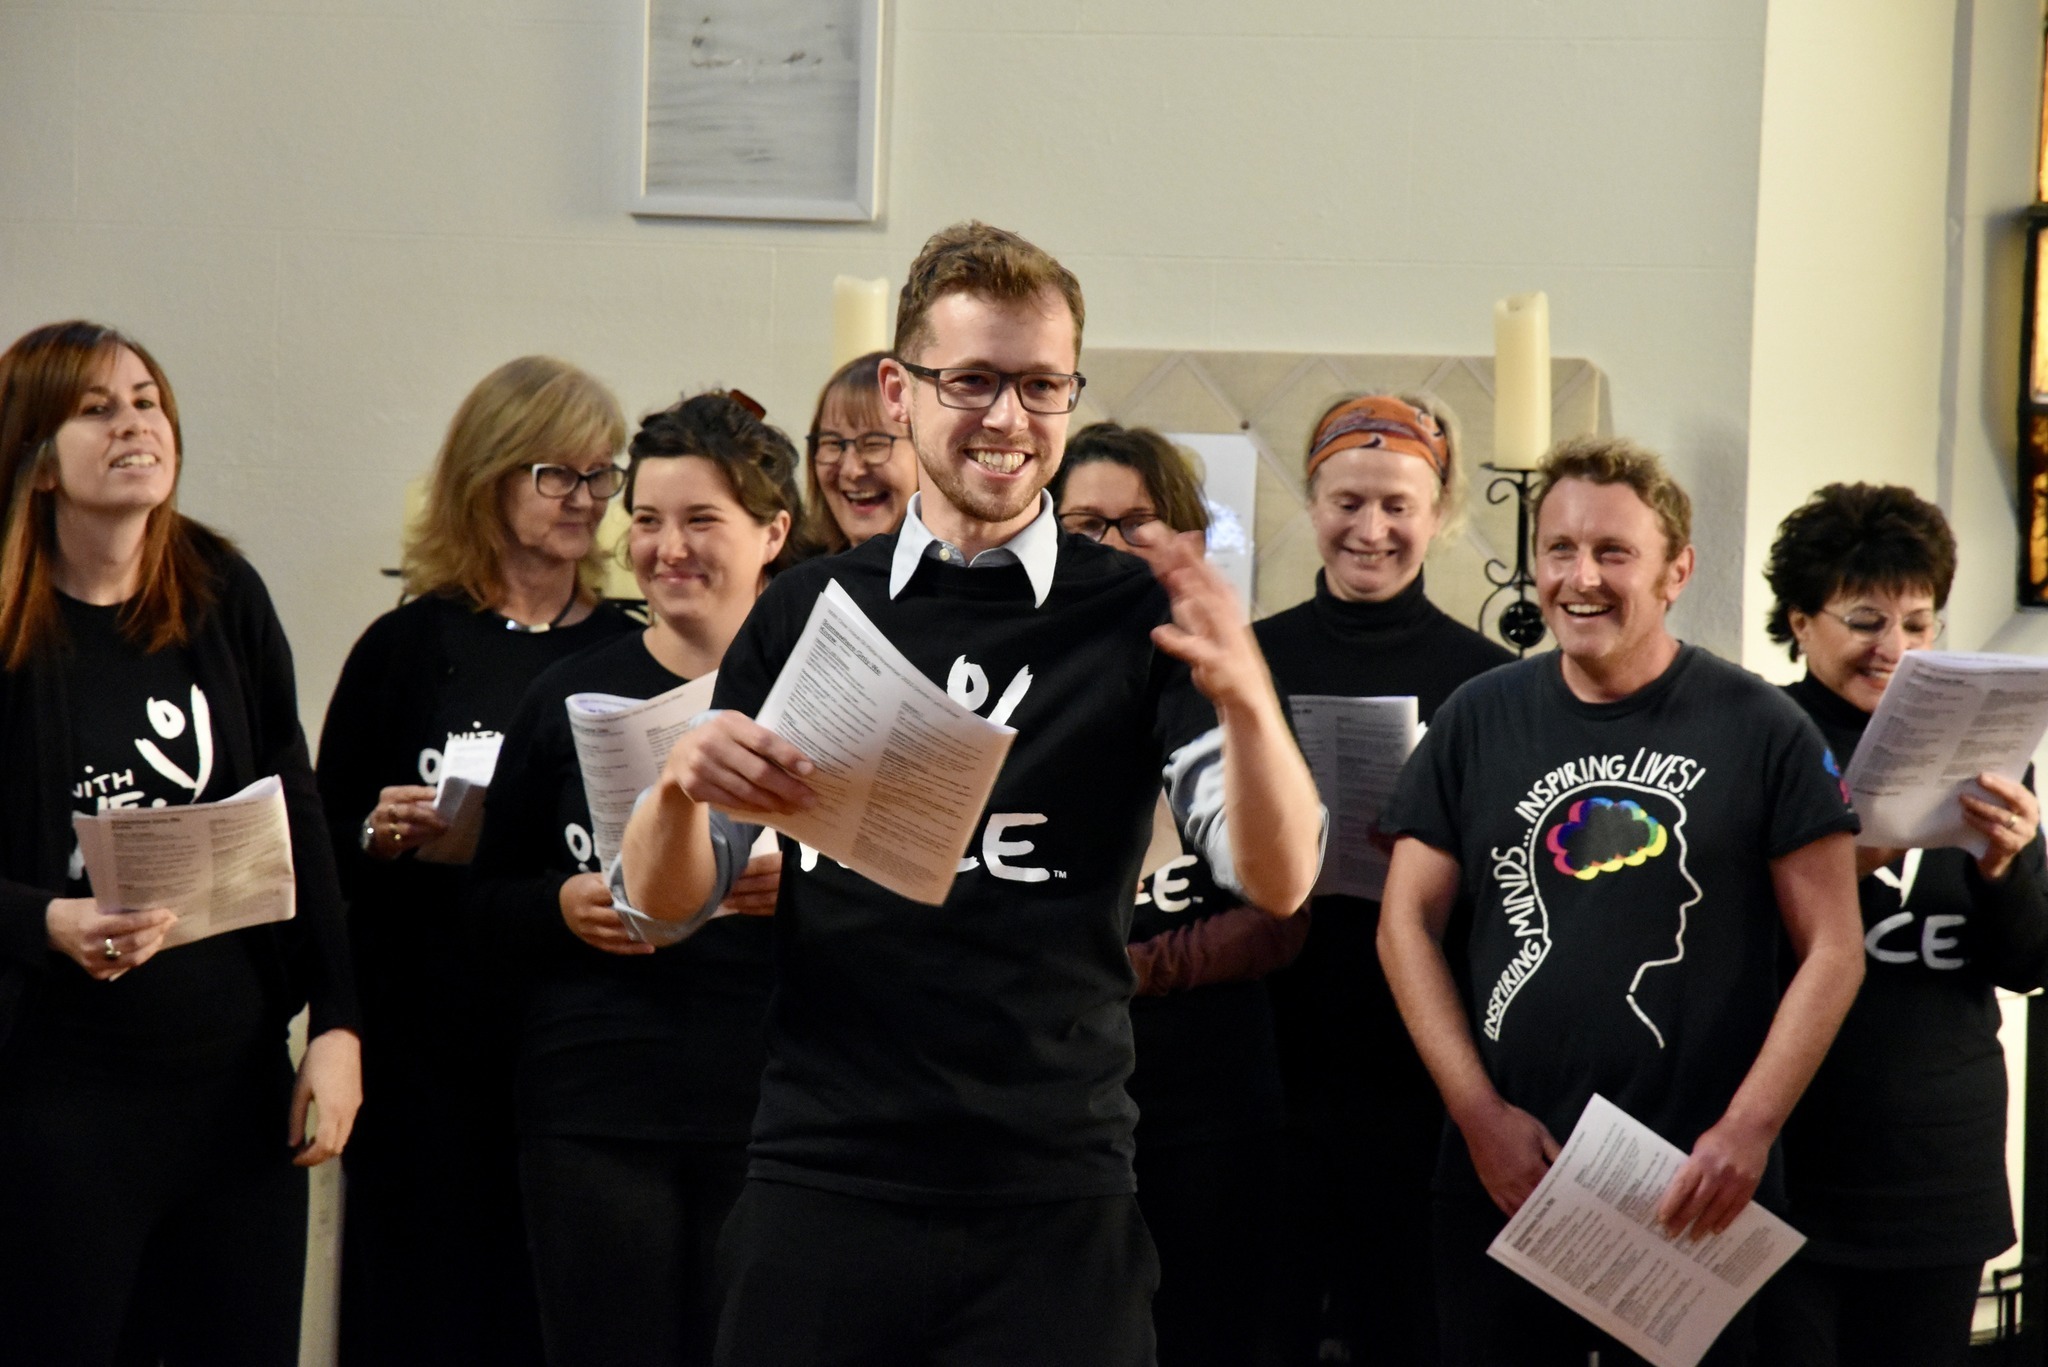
1254, 392, 1510, 1365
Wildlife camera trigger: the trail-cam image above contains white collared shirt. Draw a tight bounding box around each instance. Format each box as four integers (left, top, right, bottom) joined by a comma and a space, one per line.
888, 491, 1061, 608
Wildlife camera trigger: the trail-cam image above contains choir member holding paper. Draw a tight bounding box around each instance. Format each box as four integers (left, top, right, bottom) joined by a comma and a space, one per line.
465, 391, 802, 1367
1051, 422, 1306, 1367
0, 321, 360, 1366
800, 350, 916, 553
1252, 392, 1509, 1365
1755, 484, 2048, 1367
316, 357, 636, 1367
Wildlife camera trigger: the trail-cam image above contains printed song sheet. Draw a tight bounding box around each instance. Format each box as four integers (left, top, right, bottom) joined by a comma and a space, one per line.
1288, 695, 1419, 901
73, 775, 296, 949
1841, 651, 2048, 856
568, 674, 718, 869
731, 580, 1016, 905
1487, 1094, 1805, 1367
418, 733, 503, 864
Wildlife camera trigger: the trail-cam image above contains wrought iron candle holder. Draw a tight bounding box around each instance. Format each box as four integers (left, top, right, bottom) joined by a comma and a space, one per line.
1478, 463, 1546, 656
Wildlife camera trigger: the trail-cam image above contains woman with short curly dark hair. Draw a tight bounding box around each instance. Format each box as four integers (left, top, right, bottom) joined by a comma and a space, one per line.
467, 389, 806, 1367
1756, 482, 2047, 1367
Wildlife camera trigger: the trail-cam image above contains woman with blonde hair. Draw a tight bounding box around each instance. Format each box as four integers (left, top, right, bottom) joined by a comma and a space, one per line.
318, 355, 637, 1366
0, 320, 360, 1366
1255, 391, 1510, 1365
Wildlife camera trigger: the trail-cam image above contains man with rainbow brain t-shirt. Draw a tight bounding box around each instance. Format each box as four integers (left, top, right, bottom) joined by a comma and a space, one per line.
1378, 436, 1865, 1367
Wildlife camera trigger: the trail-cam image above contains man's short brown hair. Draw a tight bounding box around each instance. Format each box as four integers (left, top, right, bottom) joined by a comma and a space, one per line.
1532, 436, 1692, 560
893, 221, 1085, 362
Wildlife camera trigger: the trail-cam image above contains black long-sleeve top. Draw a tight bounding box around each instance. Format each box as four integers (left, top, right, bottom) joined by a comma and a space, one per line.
465, 632, 771, 1143
315, 593, 634, 1056
1782, 672, 2048, 1267
1252, 570, 1512, 1124
0, 527, 356, 1062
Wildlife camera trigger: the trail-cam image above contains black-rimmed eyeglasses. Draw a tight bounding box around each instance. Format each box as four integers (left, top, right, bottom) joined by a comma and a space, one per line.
1058, 511, 1168, 547
898, 362, 1087, 414
807, 432, 905, 467
528, 463, 625, 499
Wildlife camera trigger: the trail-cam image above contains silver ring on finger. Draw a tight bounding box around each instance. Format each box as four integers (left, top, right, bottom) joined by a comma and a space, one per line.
2006, 811, 2018, 831
102, 937, 121, 962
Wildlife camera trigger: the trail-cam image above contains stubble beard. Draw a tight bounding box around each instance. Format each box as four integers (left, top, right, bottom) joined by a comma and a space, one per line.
908, 415, 1051, 528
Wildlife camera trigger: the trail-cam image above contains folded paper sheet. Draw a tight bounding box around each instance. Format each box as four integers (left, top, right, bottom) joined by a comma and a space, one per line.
1488, 1094, 1804, 1367
73, 775, 296, 949
1289, 694, 1419, 901
730, 581, 1016, 905
1842, 651, 2048, 856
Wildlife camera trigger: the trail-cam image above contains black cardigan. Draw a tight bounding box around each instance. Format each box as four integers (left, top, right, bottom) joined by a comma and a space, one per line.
0, 527, 357, 1050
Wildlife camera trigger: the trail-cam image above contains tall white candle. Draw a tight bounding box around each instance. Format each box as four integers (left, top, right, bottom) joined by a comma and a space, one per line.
832, 275, 892, 368
1494, 292, 1552, 466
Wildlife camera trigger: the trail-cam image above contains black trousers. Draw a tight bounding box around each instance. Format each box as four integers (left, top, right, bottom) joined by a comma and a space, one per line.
1434, 1184, 1757, 1367
338, 983, 540, 1367
1752, 1256, 1981, 1367
519, 1132, 750, 1367
0, 1052, 307, 1367
1272, 1096, 1442, 1366
1134, 1132, 1281, 1367
713, 1178, 1160, 1367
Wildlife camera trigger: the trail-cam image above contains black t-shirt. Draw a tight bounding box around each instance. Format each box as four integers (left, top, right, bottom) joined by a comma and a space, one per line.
1780, 674, 2048, 1267
468, 632, 772, 1144
710, 533, 1217, 1204
1126, 850, 1284, 1147
35, 594, 267, 1073
1384, 645, 1858, 1180
1254, 571, 1512, 1125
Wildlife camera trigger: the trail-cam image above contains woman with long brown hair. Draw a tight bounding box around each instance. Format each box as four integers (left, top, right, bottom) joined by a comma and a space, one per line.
799, 350, 916, 552
317, 355, 637, 1365
0, 320, 360, 1366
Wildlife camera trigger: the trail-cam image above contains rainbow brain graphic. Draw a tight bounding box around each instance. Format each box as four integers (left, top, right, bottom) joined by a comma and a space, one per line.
1545, 797, 1668, 880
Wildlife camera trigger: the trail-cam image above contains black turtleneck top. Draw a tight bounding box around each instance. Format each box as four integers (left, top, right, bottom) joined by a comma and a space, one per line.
1252, 570, 1512, 1124
1781, 672, 2048, 1267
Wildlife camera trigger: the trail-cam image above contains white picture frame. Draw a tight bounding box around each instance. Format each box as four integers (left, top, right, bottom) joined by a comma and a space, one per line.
632, 0, 884, 223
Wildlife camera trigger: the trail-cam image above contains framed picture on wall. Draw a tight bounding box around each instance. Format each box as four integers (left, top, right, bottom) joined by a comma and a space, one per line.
632, 0, 885, 222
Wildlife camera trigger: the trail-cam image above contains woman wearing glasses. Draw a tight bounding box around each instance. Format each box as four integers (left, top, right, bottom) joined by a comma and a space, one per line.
468, 390, 802, 1367
1252, 392, 1510, 1365
317, 356, 636, 1366
0, 320, 360, 1366
1756, 483, 2047, 1367
1050, 422, 1306, 1367
800, 351, 916, 552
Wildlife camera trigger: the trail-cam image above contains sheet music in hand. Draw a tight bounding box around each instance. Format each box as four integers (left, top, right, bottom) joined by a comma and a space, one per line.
730, 580, 1016, 906
72, 775, 297, 949
567, 673, 718, 870
1288, 694, 1419, 901
1840, 650, 2048, 855
1487, 1094, 1805, 1367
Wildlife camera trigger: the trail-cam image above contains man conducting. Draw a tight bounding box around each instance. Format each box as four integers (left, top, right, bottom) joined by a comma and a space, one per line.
620, 221, 1323, 1365
1377, 437, 1864, 1366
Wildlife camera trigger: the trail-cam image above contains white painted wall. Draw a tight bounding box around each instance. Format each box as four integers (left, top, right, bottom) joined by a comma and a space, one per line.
0, 0, 1772, 726
1743, 0, 1961, 677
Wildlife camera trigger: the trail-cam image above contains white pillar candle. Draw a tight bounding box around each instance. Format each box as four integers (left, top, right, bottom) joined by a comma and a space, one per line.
1493, 291, 1552, 466
832, 275, 892, 368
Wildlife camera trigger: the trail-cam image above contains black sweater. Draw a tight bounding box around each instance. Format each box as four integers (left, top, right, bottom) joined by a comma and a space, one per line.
465, 632, 772, 1143
0, 528, 356, 1057
1252, 571, 1511, 1121
316, 593, 635, 1044
710, 531, 1218, 1204
1782, 673, 2048, 1267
